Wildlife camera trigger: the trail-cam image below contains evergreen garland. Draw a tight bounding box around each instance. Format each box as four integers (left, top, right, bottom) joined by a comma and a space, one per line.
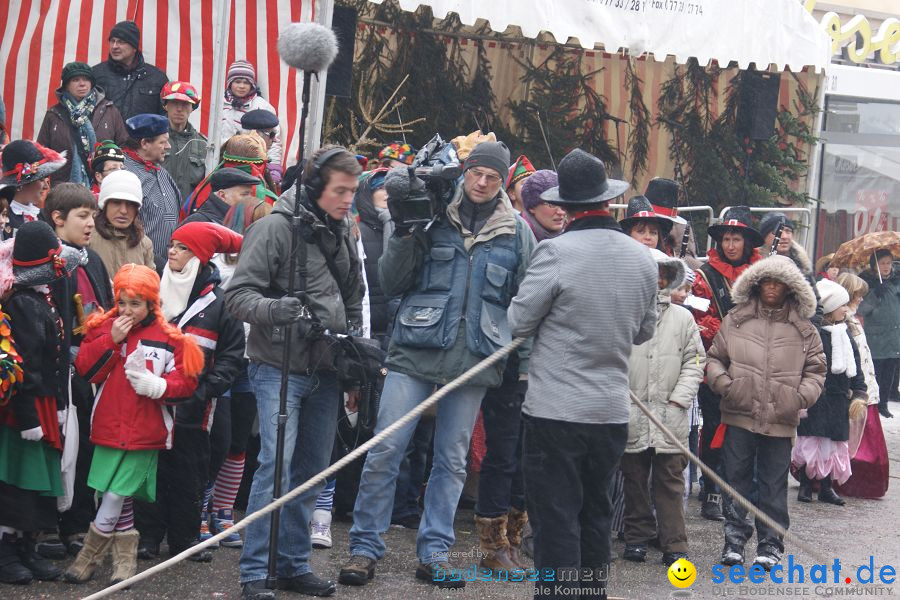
506, 46, 616, 169
625, 58, 650, 188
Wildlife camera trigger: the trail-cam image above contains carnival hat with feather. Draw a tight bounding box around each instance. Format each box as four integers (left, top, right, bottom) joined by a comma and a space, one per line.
0, 140, 67, 188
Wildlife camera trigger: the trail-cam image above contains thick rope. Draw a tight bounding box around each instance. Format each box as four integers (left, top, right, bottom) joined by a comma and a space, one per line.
82, 337, 525, 600
628, 390, 829, 563
83, 334, 827, 598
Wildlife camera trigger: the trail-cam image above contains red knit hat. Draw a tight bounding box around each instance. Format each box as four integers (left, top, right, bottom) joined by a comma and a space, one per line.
171, 222, 243, 264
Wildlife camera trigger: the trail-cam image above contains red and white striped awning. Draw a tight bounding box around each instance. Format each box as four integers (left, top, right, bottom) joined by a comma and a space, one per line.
0, 0, 316, 168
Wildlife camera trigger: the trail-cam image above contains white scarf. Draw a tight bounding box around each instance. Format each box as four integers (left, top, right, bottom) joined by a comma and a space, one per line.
11, 200, 41, 221
822, 322, 857, 378
160, 257, 201, 321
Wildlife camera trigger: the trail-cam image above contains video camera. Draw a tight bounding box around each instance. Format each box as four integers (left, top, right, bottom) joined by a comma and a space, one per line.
385, 134, 461, 229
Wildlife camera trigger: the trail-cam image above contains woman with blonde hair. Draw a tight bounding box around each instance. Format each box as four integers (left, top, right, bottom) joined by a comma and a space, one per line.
833, 272, 889, 498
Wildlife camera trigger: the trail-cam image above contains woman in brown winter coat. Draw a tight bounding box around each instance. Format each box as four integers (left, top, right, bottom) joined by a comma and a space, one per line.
706, 255, 826, 572
36, 62, 128, 187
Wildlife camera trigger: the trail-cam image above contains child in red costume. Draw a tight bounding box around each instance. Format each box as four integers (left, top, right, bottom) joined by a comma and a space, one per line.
65, 264, 203, 586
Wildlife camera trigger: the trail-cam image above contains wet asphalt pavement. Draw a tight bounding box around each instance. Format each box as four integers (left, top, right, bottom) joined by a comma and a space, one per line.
6, 400, 900, 600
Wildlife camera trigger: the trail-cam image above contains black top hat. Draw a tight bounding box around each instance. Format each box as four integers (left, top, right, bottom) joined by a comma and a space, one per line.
12, 221, 86, 287
619, 195, 673, 236
540, 149, 629, 206
0, 140, 67, 188
644, 177, 686, 225
708, 205, 764, 248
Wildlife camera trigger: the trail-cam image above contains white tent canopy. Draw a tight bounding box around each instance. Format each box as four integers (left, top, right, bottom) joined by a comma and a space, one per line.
368, 0, 831, 72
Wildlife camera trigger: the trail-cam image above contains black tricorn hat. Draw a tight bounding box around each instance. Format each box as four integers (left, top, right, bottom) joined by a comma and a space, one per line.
540, 149, 629, 206
644, 177, 686, 225
708, 205, 764, 248
619, 195, 673, 236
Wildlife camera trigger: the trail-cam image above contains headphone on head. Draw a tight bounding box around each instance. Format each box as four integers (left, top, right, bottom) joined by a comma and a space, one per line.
304, 147, 351, 202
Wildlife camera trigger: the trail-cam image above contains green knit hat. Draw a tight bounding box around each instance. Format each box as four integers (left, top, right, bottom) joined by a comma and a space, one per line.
61, 62, 95, 86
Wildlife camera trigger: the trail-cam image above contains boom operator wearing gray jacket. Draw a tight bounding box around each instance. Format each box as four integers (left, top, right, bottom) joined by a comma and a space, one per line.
338, 141, 536, 590
508, 149, 658, 600
225, 146, 364, 600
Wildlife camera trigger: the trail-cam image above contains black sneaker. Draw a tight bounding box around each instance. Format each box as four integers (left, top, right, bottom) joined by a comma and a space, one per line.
241, 579, 276, 600
415, 562, 465, 589
622, 544, 648, 563
390, 514, 421, 529
753, 544, 782, 571
137, 539, 160, 560
34, 532, 67, 560
338, 556, 376, 586
721, 543, 744, 566
277, 572, 336, 596
662, 552, 689, 567
701, 493, 725, 521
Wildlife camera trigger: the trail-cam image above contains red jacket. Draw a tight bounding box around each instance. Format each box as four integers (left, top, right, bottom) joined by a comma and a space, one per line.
75, 318, 199, 450
691, 248, 761, 350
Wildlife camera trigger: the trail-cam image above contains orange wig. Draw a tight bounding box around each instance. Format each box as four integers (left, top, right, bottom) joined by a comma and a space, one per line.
84, 264, 205, 377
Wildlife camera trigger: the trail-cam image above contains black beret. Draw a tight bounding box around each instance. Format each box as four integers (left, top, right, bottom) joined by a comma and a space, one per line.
210, 167, 261, 192
240, 109, 279, 131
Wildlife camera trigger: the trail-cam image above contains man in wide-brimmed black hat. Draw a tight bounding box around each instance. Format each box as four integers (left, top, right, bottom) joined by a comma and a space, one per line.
509, 148, 659, 599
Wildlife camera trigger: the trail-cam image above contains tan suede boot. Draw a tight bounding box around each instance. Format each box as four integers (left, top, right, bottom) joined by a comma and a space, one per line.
506, 507, 535, 575
475, 515, 525, 578
64, 523, 113, 583
109, 528, 140, 585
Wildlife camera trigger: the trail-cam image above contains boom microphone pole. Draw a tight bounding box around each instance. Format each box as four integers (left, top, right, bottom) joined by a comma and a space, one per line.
269, 22, 338, 589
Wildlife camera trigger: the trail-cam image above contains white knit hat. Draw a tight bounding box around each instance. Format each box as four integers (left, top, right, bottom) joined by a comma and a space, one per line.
816, 278, 850, 315
98, 169, 143, 210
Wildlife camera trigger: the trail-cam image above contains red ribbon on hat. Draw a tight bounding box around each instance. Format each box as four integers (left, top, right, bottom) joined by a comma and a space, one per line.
2, 159, 48, 184
634, 211, 658, 218
651, 204, 678, 218
12, 247, 66, 276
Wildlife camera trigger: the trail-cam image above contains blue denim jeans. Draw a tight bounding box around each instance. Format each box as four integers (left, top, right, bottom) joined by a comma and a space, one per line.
239, 362, 339, 584
349, 370, 485, 564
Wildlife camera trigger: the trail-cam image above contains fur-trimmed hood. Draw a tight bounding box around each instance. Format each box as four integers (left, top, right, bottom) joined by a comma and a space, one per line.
759, 240, 812, 274
649, 248, 686, 291
731, 255, 817, 319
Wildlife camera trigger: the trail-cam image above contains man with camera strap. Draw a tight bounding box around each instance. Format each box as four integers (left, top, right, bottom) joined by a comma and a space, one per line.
338, 140, 536, 589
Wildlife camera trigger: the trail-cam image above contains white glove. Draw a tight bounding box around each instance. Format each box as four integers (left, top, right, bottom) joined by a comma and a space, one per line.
125, 368, 168, 399
798, 409, 808, 419
20, 426, 44, 441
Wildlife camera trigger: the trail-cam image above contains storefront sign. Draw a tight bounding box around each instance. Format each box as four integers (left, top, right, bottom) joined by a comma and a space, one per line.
805, 0, 900, 65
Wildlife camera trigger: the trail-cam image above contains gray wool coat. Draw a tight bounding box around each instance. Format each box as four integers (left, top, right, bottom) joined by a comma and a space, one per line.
508, 221, 658, 425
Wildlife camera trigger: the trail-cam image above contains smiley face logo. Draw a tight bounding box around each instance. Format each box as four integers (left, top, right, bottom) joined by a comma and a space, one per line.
667, 557, 696, 588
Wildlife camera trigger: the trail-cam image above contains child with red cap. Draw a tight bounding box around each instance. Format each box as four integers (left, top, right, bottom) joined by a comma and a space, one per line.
133, 222, 246, 563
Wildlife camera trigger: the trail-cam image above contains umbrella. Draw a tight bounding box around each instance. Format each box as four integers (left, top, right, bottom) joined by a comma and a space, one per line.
830, 231, 900, 272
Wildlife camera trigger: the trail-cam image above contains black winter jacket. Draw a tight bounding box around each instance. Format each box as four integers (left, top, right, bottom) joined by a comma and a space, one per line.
179, 194, 229, 226
797, 327, 866, 441
170, 263, 245, 429
3, 288, 70, 429
91, 53, 168, 120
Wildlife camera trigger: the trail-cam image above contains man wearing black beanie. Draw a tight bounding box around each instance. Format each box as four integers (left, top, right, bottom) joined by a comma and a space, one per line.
92, 21, 169, 120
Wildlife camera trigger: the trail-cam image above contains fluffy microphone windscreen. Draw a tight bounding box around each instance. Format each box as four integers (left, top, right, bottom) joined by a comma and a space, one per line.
277, 22, 339, 73
384, 168, 412, 202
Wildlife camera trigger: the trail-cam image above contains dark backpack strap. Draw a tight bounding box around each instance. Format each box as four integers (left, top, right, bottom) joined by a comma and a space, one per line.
698, 263, 735, 317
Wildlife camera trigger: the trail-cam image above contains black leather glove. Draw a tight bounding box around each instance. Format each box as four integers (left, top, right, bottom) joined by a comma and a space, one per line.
270, 296, 305, 325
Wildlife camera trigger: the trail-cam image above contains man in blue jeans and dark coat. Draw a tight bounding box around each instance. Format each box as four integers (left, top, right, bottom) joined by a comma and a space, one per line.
508, 149, 658, 599
338, 140, 536, 589
225, 145, 364, 600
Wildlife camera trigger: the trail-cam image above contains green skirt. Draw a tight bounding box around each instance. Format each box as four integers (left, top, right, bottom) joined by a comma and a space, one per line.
88, 446, 158, 503
0, 425, 63, 497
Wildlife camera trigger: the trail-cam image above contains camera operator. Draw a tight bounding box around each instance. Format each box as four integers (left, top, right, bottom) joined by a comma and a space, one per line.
338, 141, 536, 588
225, 145, 364, 600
